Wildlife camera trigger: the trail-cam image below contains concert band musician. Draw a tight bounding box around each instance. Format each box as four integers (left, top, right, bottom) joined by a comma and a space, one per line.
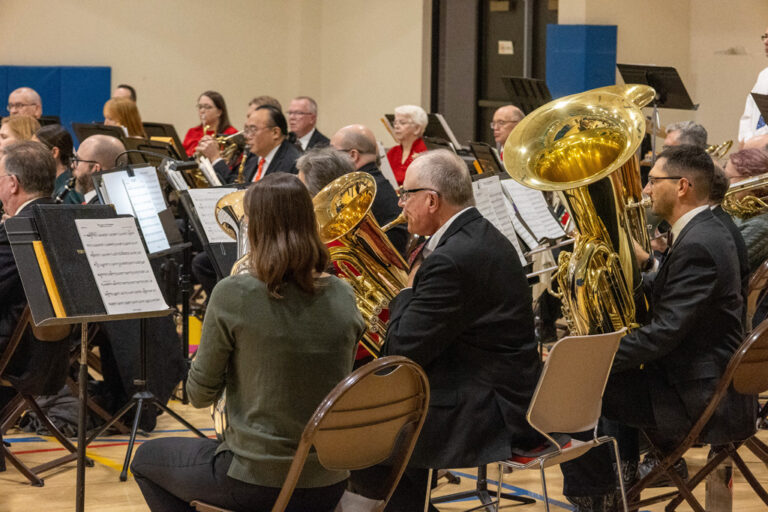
33, 124, 82, 204
182, 91, 237, 157
349, 150, 541, 511
131, 173, 365, 512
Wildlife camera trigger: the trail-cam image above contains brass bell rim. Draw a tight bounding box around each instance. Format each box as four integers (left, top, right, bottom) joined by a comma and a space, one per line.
313, 171, 377, 244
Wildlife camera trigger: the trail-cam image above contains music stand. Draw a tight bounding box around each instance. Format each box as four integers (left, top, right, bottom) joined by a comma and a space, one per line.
123, 137, 182, 164
617, 63, 697, 164
469, 142, 504, 176
501, 76, 552, 115
71, 122, 125, 144
5, 206, 179, 512
750, 92, 768, 131
143, 122, 186, 158
38, 115, 61, 126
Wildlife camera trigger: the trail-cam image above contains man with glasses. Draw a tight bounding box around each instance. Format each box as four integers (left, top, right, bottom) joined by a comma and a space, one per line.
560, 145, 756, 511
240, 105, 300, 182
738, 26, 768, 145
491, 104, 524, 155
287, 96, 328, 151
350, 150, 541, 511
70, 135, 126, 203
6, 87, 42, 119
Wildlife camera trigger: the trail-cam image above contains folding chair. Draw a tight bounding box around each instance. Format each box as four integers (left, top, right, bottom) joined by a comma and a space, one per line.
497, 328, 628, 512
643, 318, 768, 512
0, 305, 81, 486
191, 355, 430, 512
746, 258, 768, 331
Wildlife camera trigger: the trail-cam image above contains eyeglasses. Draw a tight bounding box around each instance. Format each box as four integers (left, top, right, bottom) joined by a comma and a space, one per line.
490, 120, 518, 129
647, 175, 684, 186
196, 104, 215, 110
70, 156, 100, 169
287, 111, 312, 117
0, 173, 15, 180
393, 119, 413, 127
243, 125, 274, 135
397, 187, 439, 201
6, 102, 37, 112
761, 34, 768, 41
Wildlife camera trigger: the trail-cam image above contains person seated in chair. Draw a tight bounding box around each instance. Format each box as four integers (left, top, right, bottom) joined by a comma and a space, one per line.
131, 173, 365, 512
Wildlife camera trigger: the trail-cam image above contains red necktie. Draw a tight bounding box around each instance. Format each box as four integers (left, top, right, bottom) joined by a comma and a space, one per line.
253, 158, 265, 182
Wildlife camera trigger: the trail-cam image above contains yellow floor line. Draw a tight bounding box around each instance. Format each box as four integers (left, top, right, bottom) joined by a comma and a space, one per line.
85, 452, 129, 475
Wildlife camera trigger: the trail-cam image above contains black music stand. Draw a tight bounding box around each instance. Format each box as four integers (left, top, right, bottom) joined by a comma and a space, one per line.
431, 464, 535, 510
501, 76, 552, 115
469, 142, 504, 176
617, 63, 697, 164
750, 92, 768, 130
123, 137, 182, 164
5, 207, 177, 512
143, 121, 186, 159
71, 122, 125, 144
38, 115, 61, 126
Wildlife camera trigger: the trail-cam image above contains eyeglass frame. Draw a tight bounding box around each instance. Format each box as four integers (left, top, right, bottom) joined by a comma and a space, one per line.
196, 104, 216, 111
6, 102, 39, 112
761, 34, 768, 41
70, 155, 100, 170
286, 111, 313, 117
646, 175, 685, 187
489, 119, 519, 129
397, 186, 440, 202
243, 124, 276, 135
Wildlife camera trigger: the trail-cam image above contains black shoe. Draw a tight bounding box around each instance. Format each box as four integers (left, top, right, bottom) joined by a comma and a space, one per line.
637, 454, 688, 487
566, 491, 623, 512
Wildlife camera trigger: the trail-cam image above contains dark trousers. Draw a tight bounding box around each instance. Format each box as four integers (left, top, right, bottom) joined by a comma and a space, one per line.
349, 465, 438, 512
191, 251, 218, 299
131, 437, 346, 512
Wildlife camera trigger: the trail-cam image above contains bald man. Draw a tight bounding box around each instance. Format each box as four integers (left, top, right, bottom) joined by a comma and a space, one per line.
492, 104, 524, 152
330, 124, 408, 255
71, 135, 126, 203
7, 87, 42, 119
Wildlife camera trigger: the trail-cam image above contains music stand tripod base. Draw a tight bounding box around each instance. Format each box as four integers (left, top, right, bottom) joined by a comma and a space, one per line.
430, 465, 535, 511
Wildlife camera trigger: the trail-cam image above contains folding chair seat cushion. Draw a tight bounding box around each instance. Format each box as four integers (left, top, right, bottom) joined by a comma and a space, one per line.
509, 433, 572, 464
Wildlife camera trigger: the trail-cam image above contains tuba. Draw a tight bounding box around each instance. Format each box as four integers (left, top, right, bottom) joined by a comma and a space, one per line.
722, 171, 768, 219
313, 172, 409, 357
503, 84, 655, 335
214, 189, 250, 274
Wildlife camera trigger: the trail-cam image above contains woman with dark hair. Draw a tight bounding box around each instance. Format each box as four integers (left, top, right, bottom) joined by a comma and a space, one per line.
103, 97, 147, 138
725, 148, 768, 272
182, 90, 237, 157
131, 173, 365, 512
34, 124, 82, 204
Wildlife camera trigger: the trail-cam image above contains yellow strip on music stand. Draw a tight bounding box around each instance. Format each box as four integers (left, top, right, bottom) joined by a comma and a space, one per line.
32, 241, 66, 318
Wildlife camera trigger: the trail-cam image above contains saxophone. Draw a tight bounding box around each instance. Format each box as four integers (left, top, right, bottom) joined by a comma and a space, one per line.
503, 84, 655, 335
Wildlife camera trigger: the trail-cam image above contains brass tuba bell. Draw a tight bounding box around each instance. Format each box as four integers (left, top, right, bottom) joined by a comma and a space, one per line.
214, 189, 250, 274
313, 171, 409, 357
503, 84, 655, 335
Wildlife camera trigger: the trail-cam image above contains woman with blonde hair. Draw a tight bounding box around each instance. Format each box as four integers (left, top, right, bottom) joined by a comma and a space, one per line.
0, 115, 41, 151
103, 97, 147, 138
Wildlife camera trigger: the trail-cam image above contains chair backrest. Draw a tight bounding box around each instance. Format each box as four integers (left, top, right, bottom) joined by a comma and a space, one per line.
731, 318, 768, 395
526, 328, 625, 437
747, 258, 768, 330
271, 355, 429, 512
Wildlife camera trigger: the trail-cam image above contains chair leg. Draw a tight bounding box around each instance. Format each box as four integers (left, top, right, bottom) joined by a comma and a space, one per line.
2, 446, 44, 486
496, 464, 502, 512
731, 450, 768, 506
424, 468, 433, 512
745, 437, 768, 466
539, 460, 551, 512
609, 438, 629, 512
666, 463, 704, 512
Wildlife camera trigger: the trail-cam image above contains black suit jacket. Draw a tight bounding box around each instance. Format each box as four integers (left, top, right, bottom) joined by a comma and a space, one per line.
358, 162, 408, 256
244, 139, 301, 182
0, 198, 69, 395
307, 129, 329, 150
712, 205, 750, 305
615, 208, 756, 444
383, 208, 540, 468
213, 151, 258, 184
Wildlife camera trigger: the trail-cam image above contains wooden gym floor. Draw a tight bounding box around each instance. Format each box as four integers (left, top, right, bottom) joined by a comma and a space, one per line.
1, 400, 768, 512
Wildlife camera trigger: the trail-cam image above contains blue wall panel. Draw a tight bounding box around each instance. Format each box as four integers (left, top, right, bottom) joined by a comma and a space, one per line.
546, 25, 617, 99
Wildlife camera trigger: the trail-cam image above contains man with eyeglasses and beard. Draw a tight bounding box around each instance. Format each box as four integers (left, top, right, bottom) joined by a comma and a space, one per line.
70, 134, 126, 203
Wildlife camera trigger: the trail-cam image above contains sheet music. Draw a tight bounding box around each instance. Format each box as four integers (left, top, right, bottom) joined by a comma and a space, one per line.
100, 170, 133, 214
187, 187, 238, 244
472, 176, 526, 265
132, 165, 167, 212
75, 217, 168, 315
500, 179, 566, 241
503, 197, 539, 250
377, 141, 399, 190
198, 157, 223, 186
123, 178, 170, 253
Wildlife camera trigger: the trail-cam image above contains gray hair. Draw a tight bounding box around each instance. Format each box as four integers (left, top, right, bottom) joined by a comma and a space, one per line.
337, 129, 377, 156
1, 140, 56, 196
666, 121, 708, 148
293, 96, 318, 115
394, 104, 428, 132
413, 150, 474, 208
296, 147, 355, 196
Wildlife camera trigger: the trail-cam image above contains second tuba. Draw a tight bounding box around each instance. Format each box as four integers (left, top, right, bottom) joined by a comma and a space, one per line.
215, 189, 250, 274
503, 84, 655, 335
313, 172, 409, 357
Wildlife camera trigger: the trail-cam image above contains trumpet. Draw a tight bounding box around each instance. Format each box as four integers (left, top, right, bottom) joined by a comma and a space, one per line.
722, 171, 768, 219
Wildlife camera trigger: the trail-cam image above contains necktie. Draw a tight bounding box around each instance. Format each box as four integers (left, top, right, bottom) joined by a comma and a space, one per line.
253, 158, 265, 182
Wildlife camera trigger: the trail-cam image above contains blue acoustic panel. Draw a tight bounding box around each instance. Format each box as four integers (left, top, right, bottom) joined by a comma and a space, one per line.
0, 65, 110, 141
546, 25, 617, 99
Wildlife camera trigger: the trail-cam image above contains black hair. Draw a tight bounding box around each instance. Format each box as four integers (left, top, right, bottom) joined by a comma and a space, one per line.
255, 105, 288, 136
35, 124, 74, 167
656, 144, 714, 200
116, 84, 137, 102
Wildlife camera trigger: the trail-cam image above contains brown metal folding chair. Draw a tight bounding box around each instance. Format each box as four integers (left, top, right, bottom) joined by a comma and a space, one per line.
628, 318, 768, 512
0, 305, 82, 486
191, 355, 430, 512
495, 329, 628, 512
746, 257, 768, 331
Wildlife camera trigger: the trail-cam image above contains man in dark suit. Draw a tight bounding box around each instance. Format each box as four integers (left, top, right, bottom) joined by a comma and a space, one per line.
561, 145, 756, 511
288, 96, 329, 151
0, 141, 69, 469
350, 150, 541, 511
330, 124, 408, 255
71, 134, 126, 203
243, 105, 300, 182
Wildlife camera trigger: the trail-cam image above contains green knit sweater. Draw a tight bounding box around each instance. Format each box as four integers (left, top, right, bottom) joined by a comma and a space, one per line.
735, 212, 768, 273
187, 273, 365, 488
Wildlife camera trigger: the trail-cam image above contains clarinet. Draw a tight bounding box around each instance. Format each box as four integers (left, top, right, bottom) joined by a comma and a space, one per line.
55, 176, 77, 204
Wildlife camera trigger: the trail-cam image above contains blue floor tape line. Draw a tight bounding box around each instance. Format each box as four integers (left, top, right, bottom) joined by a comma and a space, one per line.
449, 470, 574, 510
6, 436, 46, 443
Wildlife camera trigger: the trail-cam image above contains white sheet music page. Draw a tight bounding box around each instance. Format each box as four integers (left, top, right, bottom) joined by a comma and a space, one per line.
472, 176, 526, 265
132, 166, 167, 212
101, 170, 132, 215
187, 188, 238, 244
123, 178, 170, 253
500, 179, 566, 242
75, 217, 168, 315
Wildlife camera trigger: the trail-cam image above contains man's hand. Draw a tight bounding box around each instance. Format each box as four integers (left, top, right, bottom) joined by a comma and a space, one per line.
407, 259, 422, 287
633, 239, 650, 268
197, 135, 221, 161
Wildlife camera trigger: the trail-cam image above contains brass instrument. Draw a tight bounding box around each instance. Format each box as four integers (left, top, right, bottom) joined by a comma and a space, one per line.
313, 172, 410, 356
503, 84, 655, 335
706, 139, 733, 160
217, 131, 245, 163
214, 189, 250, 274
235, 145, 250, 184
723, 171, 768, 218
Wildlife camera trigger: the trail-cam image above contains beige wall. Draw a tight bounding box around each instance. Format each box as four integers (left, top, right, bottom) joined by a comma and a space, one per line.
0, 0, 429, 143
559, 0, 768, 145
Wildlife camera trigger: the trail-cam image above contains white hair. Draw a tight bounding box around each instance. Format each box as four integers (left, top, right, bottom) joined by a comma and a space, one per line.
394, 104, 428, 133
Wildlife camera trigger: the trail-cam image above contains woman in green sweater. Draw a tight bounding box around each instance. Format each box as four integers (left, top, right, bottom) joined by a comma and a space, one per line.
131, 173, 365, 512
